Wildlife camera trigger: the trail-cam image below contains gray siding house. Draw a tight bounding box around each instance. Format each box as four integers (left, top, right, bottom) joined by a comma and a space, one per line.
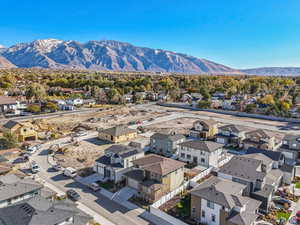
150, 133, 185, 157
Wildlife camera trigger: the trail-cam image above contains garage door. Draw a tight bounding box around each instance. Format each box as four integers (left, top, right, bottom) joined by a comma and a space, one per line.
127, 178, 139, 190
217, 138, 225, 144
282, 151, 294, 160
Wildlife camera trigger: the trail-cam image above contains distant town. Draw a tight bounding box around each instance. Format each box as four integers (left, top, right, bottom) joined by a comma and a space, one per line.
0, 68, 300, 225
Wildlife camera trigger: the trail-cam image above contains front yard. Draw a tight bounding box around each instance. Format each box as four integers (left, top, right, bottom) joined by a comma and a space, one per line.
259, 207, 292, 225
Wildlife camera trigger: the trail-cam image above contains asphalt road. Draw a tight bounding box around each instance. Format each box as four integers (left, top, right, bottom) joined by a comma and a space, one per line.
30, 133, 156, 225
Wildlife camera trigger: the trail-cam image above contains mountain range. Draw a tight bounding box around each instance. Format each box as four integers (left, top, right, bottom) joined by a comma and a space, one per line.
0, 39, 299, 76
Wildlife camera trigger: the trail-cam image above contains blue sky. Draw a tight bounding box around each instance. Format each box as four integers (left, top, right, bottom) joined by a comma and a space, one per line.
0, 0, 299, 68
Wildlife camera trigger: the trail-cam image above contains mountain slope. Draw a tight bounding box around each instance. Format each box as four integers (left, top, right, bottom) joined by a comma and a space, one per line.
0, 39, 240, 74
0, 55, 16, 68
242, 67, 300, 76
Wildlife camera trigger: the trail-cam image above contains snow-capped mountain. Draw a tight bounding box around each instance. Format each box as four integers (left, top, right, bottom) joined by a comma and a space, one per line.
0, 39, 240, 74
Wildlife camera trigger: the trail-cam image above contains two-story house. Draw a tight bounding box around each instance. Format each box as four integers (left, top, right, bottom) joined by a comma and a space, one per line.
98, 125, 137, 143
178, 140, 225, 168
124, 154, 185, 203
243, 129, 281, 151
66, 98, 83, 105
190, 176, 260, 225
94, 145, 145, 183
150, 133, 185, 157
278, 134, 300, 164
0, 195, 92, 225
189, 120, 218, 140
3, 120, 38, 142
216, 125, 247, 147
217, 154, 286, 212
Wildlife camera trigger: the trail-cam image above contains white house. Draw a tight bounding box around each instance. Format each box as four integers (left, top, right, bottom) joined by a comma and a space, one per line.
93, 145, 145, 183
66, 98, 83, 105
178, 140, 225, 168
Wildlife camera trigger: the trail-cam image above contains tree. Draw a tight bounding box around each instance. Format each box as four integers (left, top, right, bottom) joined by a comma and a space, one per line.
198, 100, 211, 109
27, 104, 41, 113
44, 102, 59, 112
25, 83, 46, 101
0, 132, 18, 149
244, 104, 256, 113
199, 87, 211, 101
259, 94, 275, 105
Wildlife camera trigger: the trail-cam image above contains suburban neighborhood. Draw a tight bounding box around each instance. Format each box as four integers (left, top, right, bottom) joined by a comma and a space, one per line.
1, 96, 300, 225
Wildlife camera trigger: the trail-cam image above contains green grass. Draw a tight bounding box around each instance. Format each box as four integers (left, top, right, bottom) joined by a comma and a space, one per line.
276, 211, 291, 221
295, 182, 300, 189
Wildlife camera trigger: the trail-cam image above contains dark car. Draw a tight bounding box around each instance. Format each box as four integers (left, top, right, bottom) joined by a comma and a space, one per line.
66, 189, 81, 201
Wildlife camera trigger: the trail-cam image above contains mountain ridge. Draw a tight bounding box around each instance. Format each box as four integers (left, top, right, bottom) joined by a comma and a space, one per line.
0, 39, 241, 74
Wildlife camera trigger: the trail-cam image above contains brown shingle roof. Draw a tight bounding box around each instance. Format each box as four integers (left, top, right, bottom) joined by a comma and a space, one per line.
132, 154, 185, 176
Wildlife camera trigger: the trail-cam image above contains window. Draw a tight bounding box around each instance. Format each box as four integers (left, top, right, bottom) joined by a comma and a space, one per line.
187, 154, 191, 159
212, 214, 216, 222
181, 153, 185, 158
192, 208, 195, 213
201, 158, 205, 163
202, 210, 205, 218
207, 200, 214, 209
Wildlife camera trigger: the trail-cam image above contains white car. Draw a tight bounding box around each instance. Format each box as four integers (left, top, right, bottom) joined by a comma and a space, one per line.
88, 182, 101, 191
30, 161, 40, 173
74, 131, 88, 137
64, 167, 77, 178
27, 144, 41, 154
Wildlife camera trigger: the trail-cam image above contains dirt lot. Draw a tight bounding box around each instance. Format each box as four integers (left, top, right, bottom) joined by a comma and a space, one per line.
54, 138, 112, 170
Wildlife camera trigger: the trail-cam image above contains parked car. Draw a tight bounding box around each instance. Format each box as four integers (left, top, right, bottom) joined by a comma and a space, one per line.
27, 144, 42, 155
88, 182, 101, 191
74, 131, 88, 137
64, 167, 77, 178
66, 189, 81, 201
30, 161, 40, 173
53, 164, 62, 171
21, 153, 30, 162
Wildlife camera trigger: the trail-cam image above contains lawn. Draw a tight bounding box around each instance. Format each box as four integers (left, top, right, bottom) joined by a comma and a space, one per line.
295, 182, 300, 189
276, 211, 291, 221
175, 195, 191, 217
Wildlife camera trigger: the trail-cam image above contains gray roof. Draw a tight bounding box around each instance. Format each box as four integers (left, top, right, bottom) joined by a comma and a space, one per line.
151, 133, 185, 142
179, 140, 223, 152
0, 176, 43, 202
191, 177, 260, 225
283, 134, 300, 141
219, 124, 247, 133
100, 125, 136, 136
3, 120, 19, 129
219, 155, 266, 182
253, 184, 274, 199
124, 169, 145, 182
246, 147, 283, 161
104, 144, 143, 158
0, 196, 92, 225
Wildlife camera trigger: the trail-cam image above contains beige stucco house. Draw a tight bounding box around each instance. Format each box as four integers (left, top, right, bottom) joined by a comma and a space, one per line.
98, 125, 137, 143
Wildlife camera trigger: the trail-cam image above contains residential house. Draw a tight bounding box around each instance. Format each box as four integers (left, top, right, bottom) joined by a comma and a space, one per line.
217, 154, 285, 212
98, 125, 137, 143
216, 125, 247, 147
3, 120, 38, 142
278, 134, 300, 164
222, 100, 235, 111
190, 176, 260, 225
66, 98, 83, 105
83, 99, 96, 106
212, 92, 226, 100
123, 94, 133, 103
150, 133, 185, 157
146, 92, 159, 101
124, 154, 185, 203
0, 174, 43, 208
178, 140, 225, 168
0, 195, 92, 225
243, 129, 282, 151
94, 145, 145, 183
189, 119, 218, 140
0, 96, 26, 115
246, 147, 293, 184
